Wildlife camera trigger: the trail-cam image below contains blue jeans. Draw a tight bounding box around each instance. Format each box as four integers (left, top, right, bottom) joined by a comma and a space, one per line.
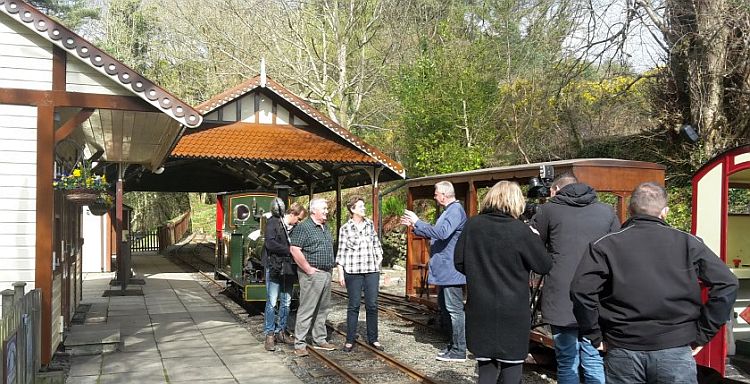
552, 326, 605, 384
438, 285, 466, 355
605, 346, 697, 384
263, 268, 294, 335
344, 271, 380, 344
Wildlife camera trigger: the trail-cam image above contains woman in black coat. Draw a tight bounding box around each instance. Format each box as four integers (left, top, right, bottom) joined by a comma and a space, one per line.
454, 181, 552, 384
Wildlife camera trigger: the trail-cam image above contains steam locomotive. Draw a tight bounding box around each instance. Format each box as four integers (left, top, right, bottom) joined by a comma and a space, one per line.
214, 190, 297, 302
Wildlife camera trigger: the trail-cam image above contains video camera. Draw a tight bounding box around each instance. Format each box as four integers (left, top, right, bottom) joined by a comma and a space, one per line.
527, 164, 555, 199
521, 165, 555, 221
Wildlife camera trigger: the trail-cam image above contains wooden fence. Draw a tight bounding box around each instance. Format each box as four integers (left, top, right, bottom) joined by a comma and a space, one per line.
157, 211, 191, 253
130, 229, 159, 252
0, 283, 41, 384
129, 211, 192, 254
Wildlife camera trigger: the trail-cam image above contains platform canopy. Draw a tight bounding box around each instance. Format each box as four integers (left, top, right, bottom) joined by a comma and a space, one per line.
118, 75, 405, 195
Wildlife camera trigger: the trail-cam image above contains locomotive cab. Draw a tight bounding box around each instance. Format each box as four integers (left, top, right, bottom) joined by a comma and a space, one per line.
215, 190, 301, 303
216, 191, 276, 302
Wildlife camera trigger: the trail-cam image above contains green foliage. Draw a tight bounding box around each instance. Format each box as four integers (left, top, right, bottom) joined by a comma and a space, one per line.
729, 188, 750, 214
381, 195, 405, 217
394, 45, 496, 176
189, 193, 217, 236
123, 192, 190, 232
381, 230, 406, 268
28, 0, 99, 31
666, 186, 692, 232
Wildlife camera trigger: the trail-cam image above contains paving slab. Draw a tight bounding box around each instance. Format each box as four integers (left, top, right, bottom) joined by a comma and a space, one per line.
68, 355, 102, 377
98, 372, 167, 384
66, 253, 303, 384
165, 364, 234, 382
65, 374, 99, 384
161, 355, 223, 371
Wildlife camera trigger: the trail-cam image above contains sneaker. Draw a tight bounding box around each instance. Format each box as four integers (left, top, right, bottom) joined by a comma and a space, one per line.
312, 342, 337, 351
437, 347, 451, 357
436, 350, 466, 362
264, 334, 276, 351
369, 341, 385, 351
294, 348, 309, 357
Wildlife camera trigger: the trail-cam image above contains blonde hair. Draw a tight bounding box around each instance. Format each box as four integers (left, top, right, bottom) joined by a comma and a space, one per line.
481, 181, 526, 218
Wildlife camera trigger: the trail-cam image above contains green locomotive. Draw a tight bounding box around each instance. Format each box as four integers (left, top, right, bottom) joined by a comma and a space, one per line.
214, 190, 294, 302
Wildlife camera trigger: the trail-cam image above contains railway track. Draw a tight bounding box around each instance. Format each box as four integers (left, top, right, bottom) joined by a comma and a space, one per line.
309, 321, 439, 384
169, 237, 439, 383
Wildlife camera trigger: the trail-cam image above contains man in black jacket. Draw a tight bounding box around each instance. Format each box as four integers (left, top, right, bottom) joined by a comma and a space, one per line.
531, 172, 619, 384
571, 182, 738, 384
262, 200, 306, 351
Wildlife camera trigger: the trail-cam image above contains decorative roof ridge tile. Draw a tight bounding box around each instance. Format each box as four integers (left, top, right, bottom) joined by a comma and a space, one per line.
0, 0, 202, 128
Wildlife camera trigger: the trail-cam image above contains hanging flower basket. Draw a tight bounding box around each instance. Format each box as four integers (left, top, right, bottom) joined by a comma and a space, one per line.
54, 159, 110, 205
88, 202, 110, 216
87, 193, 113, 216
64, 189, 98, 205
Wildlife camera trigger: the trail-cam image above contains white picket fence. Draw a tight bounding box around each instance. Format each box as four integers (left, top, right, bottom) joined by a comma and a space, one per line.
0, 283, 41, 384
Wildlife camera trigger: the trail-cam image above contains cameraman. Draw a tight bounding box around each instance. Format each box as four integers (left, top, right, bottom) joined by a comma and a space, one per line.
530, 172, 619, 384
262, 199, 306, 352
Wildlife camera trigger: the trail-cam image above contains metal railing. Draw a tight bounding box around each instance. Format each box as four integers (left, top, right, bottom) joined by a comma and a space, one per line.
0, 283, 42, 384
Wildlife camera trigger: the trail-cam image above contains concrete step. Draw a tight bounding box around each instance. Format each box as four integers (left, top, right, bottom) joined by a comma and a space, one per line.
64, 323, 120, 356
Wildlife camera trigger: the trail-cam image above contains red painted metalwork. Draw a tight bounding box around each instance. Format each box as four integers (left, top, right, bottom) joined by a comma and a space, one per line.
691, 144, 750, 377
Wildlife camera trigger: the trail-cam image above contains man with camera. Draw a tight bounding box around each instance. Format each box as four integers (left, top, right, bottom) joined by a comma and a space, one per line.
531, 172, 619, 384
262, 199, 306, 352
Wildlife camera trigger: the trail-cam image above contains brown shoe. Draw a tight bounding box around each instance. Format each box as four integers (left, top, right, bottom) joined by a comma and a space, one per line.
276, 330, 294, 345
294, 348, 309, 357
312, 342, 337, 351
264, 334, 276, 351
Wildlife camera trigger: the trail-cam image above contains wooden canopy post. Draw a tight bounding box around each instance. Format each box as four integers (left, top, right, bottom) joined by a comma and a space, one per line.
336, 174, 343, 232
467, 180, 478, 216
115, 163, 128, 291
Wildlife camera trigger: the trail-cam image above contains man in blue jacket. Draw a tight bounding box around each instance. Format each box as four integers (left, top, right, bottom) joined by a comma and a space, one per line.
402, 181, 467, 362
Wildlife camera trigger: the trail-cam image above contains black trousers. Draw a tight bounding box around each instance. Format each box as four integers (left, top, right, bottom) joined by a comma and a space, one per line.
477, 359, 523, 384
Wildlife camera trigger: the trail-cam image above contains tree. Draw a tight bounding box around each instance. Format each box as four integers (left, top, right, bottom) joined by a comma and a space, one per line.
574, 0, 750, 165
28, 0, 99, 31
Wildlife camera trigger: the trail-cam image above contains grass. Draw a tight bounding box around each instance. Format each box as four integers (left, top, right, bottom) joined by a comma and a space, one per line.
189, 193, 217, 238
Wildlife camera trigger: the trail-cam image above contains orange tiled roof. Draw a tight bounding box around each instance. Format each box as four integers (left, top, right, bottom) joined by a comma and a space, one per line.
172, 122, 377, 164
194, 76, 405, 177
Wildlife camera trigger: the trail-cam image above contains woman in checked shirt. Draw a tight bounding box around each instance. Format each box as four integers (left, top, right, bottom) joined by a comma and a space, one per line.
336, 196, 385, 352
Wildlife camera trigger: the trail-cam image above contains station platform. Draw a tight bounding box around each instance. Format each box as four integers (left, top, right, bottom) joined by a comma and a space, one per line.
65, 252, 301, 384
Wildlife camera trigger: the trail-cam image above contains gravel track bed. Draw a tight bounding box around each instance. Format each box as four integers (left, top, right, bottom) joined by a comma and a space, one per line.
181, 240, 555, 383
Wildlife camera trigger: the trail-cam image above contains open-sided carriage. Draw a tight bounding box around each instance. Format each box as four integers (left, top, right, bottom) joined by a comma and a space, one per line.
403, 160, 667, 341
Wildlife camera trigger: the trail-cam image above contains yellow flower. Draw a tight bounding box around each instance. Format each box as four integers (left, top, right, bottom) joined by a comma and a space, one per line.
72, 169, 81, 177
